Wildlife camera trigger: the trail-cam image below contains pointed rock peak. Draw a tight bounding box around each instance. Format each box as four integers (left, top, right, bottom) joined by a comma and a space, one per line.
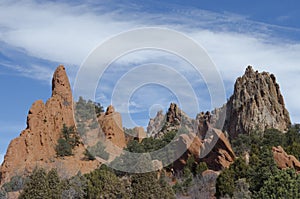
245, 65, 254, 73
156, 110, 164, 117
105, 105, 115, 115
51, 65, 72, 100
166, 103, 181, 123
224, 66, 291, 137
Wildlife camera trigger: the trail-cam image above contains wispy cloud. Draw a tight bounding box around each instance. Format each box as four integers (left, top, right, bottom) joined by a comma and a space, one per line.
1, 0, 300, 125
1, 63, 53, 82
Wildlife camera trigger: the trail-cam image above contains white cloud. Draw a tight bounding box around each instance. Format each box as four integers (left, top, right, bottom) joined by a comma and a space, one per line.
1, 0, 300, 125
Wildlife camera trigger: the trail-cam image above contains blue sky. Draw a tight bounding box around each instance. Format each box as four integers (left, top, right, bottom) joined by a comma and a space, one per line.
1, 0, 300, 164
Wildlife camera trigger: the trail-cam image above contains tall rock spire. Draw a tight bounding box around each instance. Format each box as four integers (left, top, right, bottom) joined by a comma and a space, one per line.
51, 65, 72, 104
0, 65, 99, 185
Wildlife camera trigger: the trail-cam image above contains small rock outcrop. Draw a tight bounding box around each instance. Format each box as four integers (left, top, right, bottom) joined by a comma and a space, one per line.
224, 66, 291, 137
132, 127, 147, 142
0, 65, 100, 185
272, 146, 300, 171
98, 105, 126, 148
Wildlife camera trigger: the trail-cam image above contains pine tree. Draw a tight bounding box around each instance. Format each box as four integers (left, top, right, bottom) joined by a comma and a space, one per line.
19, 168, 50, 199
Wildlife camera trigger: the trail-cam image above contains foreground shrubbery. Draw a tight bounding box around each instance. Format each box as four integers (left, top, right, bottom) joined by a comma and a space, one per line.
5, 124, 300, 198
216, 125, 300, 198
15, 165, 175, 199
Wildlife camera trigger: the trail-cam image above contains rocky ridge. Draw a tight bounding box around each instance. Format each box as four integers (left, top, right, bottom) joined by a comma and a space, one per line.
0, 65, 295, 186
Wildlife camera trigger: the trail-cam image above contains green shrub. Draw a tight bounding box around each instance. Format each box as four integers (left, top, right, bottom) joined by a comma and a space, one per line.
19, 168, 63, 199
56, 124, 81, 157
56, 138, 72, 157
2, 175, 25, 192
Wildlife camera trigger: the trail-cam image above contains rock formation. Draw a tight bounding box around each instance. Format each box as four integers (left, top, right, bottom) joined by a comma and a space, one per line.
173, 109, 235, 171
147, 103, 196, 138
197, 111, 211, 139
173, 132, 203, 170
132, 127, 147, 142
272, 146, 300, 172
98, 105, 126, 148
224, 66, 291, 137
200, 128, 235, 171
147, 110, 165, 137
0, 65, 100, 185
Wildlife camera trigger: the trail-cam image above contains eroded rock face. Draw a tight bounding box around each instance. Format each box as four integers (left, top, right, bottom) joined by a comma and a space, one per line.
272, 146, 300, 171
0, 65, 100, 185
98, 105, 126, 148
224, 66, 291, 137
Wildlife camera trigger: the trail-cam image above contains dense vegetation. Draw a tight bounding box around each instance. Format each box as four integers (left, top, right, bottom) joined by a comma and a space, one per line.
216, 125, 300, 198
2, 120, 300, 198
9, 165, 174, 199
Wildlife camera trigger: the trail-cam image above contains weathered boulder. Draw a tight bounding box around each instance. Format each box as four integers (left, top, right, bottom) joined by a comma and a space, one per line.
173, 127, 235, 171
173, 132, 203, 171
272, 146, 300, 171
200, 128, 235, 171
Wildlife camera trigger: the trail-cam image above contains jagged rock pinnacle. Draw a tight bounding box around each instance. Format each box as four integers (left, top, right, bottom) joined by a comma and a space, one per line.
224, 66, 291, 137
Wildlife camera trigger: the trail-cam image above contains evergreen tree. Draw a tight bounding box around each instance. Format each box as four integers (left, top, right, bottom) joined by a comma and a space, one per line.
47, 169, 62, 199
257, 168, 300, 199
56, 124, 81, 157
215, 168, 235, 198
131, 172, 174, 199
85, 167, 129, 199
19, 168, 50, 199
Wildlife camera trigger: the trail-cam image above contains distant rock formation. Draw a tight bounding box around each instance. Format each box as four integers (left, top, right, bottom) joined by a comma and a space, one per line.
147, 110, 165, 137
147, 103, 196, 138
98, 105, 126, 148
272, 146, 300, 172
0, 65, 100, 185
196, 111, 211, 139
224, 66, 291, 137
